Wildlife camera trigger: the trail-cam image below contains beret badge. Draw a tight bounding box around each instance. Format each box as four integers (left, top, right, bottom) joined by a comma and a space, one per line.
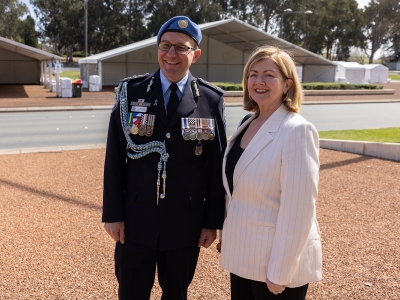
178, 20, 188, 28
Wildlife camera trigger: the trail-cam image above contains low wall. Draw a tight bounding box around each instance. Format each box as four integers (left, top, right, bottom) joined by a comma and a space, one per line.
320, 139, 400, 161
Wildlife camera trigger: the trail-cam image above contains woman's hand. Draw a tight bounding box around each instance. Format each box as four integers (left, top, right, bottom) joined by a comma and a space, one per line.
266, 277, 285, 295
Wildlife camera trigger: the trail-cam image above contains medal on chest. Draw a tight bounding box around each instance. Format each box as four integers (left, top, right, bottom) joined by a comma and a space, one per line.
181, 117, 216, 156
127, 99, 156, 137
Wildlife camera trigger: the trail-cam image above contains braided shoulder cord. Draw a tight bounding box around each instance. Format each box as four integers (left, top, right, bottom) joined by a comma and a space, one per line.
118, 82, 169, 203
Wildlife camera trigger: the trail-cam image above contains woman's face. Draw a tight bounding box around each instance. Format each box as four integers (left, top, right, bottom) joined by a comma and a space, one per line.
247, 58, 291, 110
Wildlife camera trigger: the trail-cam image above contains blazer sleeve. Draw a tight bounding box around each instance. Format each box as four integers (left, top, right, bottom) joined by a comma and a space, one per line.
203, 96, 228, 229
267, 122, 320, 285
102, 85, 128, 223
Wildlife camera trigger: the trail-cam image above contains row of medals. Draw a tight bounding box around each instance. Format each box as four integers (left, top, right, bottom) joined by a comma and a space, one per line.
128, 113, 155, 137
182, 118, 216, 156
182, 118, 215, 141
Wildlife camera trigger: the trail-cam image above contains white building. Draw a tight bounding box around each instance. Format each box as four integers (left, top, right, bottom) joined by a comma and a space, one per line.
0, 37, 61, 85
335, 61, 366, 84
78, 19, 336, 90
364, 64, 389, 83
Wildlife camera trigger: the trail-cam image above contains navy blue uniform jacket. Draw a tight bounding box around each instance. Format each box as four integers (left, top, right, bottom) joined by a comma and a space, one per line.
102, 70, 227, 251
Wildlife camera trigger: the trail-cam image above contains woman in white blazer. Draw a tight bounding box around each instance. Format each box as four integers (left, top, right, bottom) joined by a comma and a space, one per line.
220, 45, 322, 299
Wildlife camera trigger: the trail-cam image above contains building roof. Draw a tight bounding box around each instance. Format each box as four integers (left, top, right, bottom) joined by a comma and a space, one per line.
0, 37, 61, 61
79, 36, 156, 64
364, 64, 388, 70
79, 18, 335, 66
335, 61, 365, 69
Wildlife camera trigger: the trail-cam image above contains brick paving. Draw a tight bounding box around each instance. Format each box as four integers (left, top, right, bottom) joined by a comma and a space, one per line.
0, 82, 399, 299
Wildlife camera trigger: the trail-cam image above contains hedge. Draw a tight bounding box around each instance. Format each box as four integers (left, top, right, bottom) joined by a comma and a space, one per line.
301, 82, 383, 90
212, 82, 383, 91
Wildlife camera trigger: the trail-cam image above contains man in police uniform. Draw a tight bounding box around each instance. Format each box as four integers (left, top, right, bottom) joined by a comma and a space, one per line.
102, 16, 227, 299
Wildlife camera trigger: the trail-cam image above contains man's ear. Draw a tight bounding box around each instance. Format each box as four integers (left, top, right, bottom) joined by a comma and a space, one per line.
192, 49, 202, 63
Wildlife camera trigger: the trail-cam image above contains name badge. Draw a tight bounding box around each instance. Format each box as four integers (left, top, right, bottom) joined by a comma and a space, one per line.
131, 106, 147, 113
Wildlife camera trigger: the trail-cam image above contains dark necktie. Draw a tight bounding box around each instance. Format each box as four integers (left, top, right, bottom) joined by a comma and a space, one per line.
167, 83, 179, 122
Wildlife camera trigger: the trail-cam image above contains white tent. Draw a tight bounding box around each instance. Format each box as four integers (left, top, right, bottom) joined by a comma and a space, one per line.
0, 37, 61, 85
335, 61, 365, 84
364, 64, 389, 83
79, 18, 336, 89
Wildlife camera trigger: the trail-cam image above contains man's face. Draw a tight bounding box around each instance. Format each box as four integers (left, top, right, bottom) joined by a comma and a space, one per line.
157, 31, 201, 83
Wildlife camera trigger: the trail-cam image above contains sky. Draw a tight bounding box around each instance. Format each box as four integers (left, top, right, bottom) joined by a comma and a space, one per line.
356, 0, 371, 8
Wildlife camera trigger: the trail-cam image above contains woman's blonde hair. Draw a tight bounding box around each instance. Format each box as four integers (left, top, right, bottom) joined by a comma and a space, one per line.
242, 45, 303, 113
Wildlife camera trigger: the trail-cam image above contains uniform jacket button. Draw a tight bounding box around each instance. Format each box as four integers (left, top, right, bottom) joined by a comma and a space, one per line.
166, 133, 171, 138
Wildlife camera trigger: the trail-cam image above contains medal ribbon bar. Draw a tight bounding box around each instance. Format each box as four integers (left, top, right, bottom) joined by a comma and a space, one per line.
119, 82, 169, 204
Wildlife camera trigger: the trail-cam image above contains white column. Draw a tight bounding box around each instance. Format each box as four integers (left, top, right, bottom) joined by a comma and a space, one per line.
55, 60, 60, 97
49, 61, 53, 90
98, 61, 102, 91
40, 61, 44, 85
86, 63, 89, 89
47, 60, 51, 89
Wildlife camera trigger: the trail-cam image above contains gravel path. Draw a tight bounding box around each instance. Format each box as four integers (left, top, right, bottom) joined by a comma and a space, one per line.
1, 148, 399, 299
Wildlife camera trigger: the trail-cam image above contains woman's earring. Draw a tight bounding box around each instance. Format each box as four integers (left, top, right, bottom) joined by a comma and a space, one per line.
282, 93, 288, 102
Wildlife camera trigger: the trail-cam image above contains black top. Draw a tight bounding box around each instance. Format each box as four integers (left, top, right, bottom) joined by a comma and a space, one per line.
225, 126, 248, 194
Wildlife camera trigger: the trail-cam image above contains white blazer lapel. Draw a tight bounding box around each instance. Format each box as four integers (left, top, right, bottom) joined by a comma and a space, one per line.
233, 106, 289, 189
222, 114, 257, 199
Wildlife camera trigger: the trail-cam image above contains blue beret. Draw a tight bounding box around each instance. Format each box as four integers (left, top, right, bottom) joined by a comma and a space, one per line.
157, 16, 202, 46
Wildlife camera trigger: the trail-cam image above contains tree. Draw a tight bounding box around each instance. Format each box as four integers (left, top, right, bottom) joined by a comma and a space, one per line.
19, 15, 39, 47
281, 0, 364, 61
363, 0, 400, 63
87, 0, 130, 53
145, 0, 223, 38
31, 0, 84, 61
0, 0, 28, 39
229, 0, 253, 23
251, 0, 288, 32
122, 0, 148, 44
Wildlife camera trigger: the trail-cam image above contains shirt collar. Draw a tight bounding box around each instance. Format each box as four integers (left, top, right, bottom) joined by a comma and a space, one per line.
160, 71, 189, 95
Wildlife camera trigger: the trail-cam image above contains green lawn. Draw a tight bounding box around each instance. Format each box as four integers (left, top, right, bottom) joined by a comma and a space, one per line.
389, 74, 400, 81
59, 70, 80, 79
319, 127, 400, 143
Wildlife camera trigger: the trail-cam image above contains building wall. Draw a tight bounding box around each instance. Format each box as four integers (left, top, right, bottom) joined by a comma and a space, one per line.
0, 49, 40, 84
345, 70, 365, 84
303, 65, 336, 82
88, 39, 335, 86
197, 37, 246, 83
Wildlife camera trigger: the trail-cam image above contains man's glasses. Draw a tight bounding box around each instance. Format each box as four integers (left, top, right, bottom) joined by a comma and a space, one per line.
158, 42, 197, 55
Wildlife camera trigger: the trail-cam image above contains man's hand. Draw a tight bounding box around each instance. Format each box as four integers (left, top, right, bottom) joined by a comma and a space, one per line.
198, 228, 216, 248
104, 222, 125, 244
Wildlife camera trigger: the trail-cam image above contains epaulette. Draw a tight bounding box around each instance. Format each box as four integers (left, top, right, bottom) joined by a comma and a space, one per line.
120, 73, 150, 83
197, 78, 225, 94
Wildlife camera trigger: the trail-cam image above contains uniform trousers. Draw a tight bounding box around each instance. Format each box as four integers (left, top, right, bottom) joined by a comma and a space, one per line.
230, 273, 308, 300
115, 238, 200, 300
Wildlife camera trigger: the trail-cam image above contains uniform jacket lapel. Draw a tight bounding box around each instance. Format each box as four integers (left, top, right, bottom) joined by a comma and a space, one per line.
146, 70, 168, 127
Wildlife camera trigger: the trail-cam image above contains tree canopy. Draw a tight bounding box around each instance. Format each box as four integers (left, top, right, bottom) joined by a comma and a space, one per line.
0, 0, 29, 39
1, 0, 399, 63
